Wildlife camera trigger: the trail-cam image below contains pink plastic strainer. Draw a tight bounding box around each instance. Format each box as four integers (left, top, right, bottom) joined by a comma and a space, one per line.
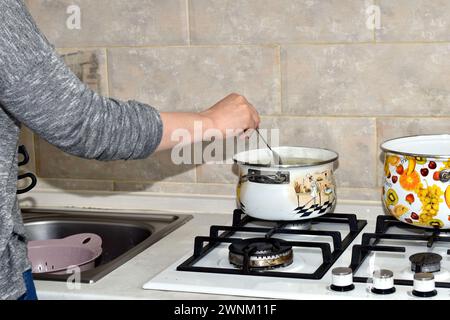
28, 233, 102, 275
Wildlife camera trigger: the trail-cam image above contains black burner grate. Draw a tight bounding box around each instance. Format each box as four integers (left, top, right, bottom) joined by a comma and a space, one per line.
177, 209, 367, 280
350, 215, 450, 288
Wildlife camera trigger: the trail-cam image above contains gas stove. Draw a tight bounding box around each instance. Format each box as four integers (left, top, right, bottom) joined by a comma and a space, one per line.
143, 203, 450, 299
175, 210, 366, 279
351, 215, 450, 294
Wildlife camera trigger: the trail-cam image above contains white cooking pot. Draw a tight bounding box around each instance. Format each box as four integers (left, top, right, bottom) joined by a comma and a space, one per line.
233, 146, 338, 221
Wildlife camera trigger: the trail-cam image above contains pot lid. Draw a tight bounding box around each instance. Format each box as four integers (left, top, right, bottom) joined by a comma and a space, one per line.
233, 146, 338, 168
381, 134, 450, 159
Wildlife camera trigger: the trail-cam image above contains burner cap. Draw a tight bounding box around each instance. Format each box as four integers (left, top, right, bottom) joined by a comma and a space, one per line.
284, 220, 312, 231
228, 238, 293, 270
410, 252, 442, 273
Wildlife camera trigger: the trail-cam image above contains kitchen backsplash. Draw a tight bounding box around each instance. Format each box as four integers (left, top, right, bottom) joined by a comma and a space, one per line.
20, 0, 450, 201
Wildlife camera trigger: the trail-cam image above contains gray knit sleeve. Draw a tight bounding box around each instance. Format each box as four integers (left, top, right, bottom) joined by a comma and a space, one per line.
0, 0, 163, 160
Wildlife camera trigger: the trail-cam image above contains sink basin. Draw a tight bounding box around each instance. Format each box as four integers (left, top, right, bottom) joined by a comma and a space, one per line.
22, 208, 192, 283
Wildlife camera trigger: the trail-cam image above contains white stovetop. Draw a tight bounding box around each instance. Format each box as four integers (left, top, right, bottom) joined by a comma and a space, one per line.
143, 203, 450, 300
19, 190, 450, 300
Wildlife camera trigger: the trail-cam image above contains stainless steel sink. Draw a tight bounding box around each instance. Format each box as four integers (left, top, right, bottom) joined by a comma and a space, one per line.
22, 208, 192, 283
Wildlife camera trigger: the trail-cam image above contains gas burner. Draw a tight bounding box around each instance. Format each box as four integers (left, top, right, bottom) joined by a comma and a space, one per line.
351, 215, 450, 289
283, 220, 312, 231
228, 238, 293, 270
410, 252, 442, 273
178, 210, 367, 280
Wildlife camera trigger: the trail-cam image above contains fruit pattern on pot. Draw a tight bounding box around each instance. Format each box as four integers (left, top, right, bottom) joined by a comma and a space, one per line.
383, 155, 450, 228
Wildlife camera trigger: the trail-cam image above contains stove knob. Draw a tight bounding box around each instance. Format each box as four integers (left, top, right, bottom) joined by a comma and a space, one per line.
371, 269, 395, 294
412, 272, 437, 298
330, 267, 354, 292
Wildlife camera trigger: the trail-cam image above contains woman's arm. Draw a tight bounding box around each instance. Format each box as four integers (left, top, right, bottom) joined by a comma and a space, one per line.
158, 93, 260, 150
0, 0, 161, 160
0, 0, 259, 159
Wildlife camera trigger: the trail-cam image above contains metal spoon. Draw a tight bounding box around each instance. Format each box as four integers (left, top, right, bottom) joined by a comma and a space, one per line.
255, 128, 283, 165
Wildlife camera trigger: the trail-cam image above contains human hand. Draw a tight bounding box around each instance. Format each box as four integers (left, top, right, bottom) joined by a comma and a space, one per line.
200, 93, 260, 139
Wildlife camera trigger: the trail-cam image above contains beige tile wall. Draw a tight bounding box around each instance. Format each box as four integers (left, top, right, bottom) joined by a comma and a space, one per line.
20, 0, 450, 201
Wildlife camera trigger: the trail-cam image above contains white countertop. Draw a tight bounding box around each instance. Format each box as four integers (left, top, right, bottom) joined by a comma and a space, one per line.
22, 190, 382, 300
34, 211, 252, 300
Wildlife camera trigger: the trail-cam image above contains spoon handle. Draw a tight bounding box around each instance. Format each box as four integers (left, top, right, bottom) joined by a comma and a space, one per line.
255, 128, 283, 165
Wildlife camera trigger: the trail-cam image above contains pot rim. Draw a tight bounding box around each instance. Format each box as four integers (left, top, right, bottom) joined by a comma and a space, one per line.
233, 146, 339, 168
381, 134, 450, 159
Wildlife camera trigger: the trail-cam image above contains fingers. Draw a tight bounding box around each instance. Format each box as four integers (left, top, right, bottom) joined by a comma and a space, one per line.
240, 128, 255, 139
248, 113, 257, 131
240, 102, 259, 140
247, 102, 260, 129
227, 93, 261, 136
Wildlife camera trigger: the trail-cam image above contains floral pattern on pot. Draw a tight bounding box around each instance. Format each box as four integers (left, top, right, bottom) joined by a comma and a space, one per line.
383, 154, 450, 229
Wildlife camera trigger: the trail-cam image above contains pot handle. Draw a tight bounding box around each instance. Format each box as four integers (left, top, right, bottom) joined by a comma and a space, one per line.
244, 169, 290, 184
440, 170, 450, 183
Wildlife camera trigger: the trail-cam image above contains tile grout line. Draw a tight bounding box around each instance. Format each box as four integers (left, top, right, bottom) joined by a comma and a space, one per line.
373, 116, 379, 188
37, 178, 115, 190
112, 180, 118, 192
375, 117, 380, 188
373, 0, 377, 43
40, 177, 116, 183
103, 48, 111, 97
105, 48, 112, 98
36, 177, 382, 190
277, 45, 283, 114
259, 115, 450, 119
31, 131, 37, 174
54, 41, 450, 50
185, 0, 191, 46
30, 130, 41, 177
